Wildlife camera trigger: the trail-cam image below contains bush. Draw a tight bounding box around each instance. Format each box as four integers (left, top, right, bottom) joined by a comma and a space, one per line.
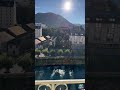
18, 53, 33, 71
57, 49, 63, 56
50, 49, 55, 56
42, 48, 48, 56
64, 49, 71, 56
35, 49, 41, 55
0, 53, 14, 70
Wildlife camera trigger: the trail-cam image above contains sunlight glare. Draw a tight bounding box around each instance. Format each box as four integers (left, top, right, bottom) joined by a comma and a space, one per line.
64, 1, 72, 11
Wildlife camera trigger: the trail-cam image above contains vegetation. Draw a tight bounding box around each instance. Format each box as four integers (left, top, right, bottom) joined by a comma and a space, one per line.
35, 48, 84, 57
18, 53, 33, 71
64, 49, 71, 56
50, 49, 55, 56
35, 48, 41, 55
42, 48, 49, 56
0, 53, 14, 70
57, 49, 63, 56
0, 52, 33, 72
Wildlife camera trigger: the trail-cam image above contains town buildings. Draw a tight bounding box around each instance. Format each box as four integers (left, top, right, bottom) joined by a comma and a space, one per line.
69, 35, 85, 49
0, 23, 34, 56
0, 0, 35, 56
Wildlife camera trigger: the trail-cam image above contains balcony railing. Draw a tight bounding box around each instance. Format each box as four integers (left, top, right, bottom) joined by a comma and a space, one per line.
35, 79, 85, 90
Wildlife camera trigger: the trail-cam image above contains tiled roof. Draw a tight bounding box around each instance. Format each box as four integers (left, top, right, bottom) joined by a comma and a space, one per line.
35, 39, 41, 45
8, 26, 26, 36
0, 31, 14, 43
38, 36, 46, 41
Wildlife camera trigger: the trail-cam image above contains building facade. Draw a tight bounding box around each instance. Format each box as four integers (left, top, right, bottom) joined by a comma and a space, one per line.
86, 0, 120, 71
0, 0, 17, 28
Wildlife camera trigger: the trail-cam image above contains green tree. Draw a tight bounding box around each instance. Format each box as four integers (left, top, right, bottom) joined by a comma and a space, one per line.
42, 48, 48, 56
18, 53, 33, 71
35, 49, 41, 56
50, 49, 55, 56
64, 49, 71, 56
57, 49, 63, 56
0, 53, 14, 72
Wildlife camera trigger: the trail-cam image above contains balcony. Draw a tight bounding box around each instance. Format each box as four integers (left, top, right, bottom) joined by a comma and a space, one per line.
35, 79, 85, 90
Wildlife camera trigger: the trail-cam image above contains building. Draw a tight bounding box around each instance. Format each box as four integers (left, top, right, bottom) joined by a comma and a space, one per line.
0, 31, 15, 52
35, 23, 42, 38
69, 35, 85, 49
0, 0, 17, 28
35, 23, 47, 38
86, 0, 120, 71
35, 39, 41, 48
0, 23, 34, 56
69, 35, 85, 45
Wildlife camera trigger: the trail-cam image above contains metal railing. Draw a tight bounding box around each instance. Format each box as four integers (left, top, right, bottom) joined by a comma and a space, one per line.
35, 79, 85, 90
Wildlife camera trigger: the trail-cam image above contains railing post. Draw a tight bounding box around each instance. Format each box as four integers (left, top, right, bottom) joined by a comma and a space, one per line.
51, 84, 55, 90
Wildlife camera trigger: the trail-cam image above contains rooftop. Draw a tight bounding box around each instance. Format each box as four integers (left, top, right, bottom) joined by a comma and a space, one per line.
0, 31, 14, 43
35, 39, 41, 45
26, 23, 35, 30
8, 26, 26, 36
38, 36, 46, 41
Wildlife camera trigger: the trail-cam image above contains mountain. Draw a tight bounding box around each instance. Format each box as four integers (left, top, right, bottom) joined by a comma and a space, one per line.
35, 12, 74, 28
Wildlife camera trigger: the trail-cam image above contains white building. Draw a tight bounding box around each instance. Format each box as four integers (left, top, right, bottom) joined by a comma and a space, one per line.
35, 23, 47, 38
0, 0, 17, 28
69, 35, 85, 45
35, 23, 42, 38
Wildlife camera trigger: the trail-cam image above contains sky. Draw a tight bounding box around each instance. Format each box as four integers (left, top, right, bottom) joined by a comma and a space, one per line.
35, 0, 85, 24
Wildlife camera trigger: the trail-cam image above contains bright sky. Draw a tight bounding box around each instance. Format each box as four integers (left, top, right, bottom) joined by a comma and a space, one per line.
35, 0, 85, 24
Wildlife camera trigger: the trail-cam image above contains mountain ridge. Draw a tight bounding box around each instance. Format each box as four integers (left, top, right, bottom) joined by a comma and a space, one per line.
35, 12, 74, 28
35, 12, 85, 31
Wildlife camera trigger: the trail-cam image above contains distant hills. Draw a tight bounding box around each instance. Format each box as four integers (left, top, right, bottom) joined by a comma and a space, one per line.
35, 12, 75, 28
35, 12, 85, 32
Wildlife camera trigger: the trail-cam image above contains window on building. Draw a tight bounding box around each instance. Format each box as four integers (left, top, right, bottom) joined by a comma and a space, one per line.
108, 33, 112, 38
107, 38, 113, 43
96, 23, 101, 27
111, 24, 115, 28
96, 18, 99, 21
109, 18, 115, 22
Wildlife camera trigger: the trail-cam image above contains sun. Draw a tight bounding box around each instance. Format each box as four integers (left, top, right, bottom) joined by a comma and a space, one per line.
63, 1, 72, 11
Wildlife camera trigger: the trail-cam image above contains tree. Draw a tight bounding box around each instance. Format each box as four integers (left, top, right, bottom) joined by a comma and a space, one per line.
35, 49, 41, 56
18, 53, 33, 71
0, 54, 5, 68
0, 53, 14, 72
64, 49, 71, 56
42, 48, 48, 56
57, 49, 63, 56
50, 49, 55, 56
